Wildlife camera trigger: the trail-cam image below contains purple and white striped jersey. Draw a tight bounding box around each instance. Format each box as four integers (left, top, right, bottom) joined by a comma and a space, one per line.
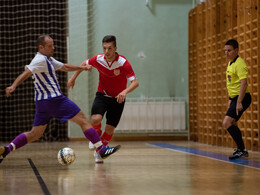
26, 52, 64, 101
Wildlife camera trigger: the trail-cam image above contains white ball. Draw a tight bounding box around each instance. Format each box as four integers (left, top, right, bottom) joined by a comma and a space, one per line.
57, 147, 76, 165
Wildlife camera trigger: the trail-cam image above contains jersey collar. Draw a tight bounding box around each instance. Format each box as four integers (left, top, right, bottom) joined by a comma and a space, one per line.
229, 55, 239, 66
104, 52, 119, 67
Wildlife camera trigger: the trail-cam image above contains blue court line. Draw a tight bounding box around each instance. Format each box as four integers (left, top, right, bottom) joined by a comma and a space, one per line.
148, 142, 260, 170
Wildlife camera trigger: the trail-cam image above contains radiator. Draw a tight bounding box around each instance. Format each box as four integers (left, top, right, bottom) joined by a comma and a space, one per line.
116, 98, 186, 133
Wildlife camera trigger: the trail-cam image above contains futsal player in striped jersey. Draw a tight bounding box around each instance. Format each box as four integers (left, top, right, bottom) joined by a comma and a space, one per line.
0, 34, 120, 164
68, 35, 139, 163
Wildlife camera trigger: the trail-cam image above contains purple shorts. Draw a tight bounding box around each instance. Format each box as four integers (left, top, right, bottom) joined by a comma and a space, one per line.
33, 95, 81, 126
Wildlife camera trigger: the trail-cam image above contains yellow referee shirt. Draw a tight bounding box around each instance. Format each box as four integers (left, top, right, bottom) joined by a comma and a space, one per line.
226, 56, 250, 98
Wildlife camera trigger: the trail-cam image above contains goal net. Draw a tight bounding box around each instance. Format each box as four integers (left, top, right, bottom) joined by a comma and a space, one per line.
0, 1, 69, 141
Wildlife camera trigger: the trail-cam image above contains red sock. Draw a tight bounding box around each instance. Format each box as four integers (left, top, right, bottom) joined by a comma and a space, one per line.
101, 131, 113, 146
91, 122, 102, 136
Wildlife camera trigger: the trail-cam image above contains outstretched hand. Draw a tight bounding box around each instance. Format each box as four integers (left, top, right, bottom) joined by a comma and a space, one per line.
81, 61, 92, 72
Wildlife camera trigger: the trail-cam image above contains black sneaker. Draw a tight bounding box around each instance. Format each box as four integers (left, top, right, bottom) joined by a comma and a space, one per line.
0, 146, 8, 164
229, 149, 248, 160
99, 145, 121, 159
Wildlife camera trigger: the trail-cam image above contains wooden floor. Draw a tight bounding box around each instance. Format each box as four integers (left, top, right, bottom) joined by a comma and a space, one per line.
0, 141, 260, 195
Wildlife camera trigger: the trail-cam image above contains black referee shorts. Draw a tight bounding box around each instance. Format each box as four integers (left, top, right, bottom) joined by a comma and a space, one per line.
226, 93, 251, 121
91, 92, 125, 128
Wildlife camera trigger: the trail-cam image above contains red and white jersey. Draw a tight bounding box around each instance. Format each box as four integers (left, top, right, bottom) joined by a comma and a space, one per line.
87, 53, 136, 97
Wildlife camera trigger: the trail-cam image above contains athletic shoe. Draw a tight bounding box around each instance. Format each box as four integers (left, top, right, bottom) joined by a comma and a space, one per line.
0, 146, 8, 164
229, 149, 248, 160
99, 145, 121, 159
94, 150, 104, 163
89, 141, 95, 150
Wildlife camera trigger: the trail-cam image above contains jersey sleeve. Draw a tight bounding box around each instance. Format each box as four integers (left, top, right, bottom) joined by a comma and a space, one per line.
124, 60, 136, 81
26, 56, 47, 74
236, 60, 248, 80
86, 56, 98, 68
49, 57, 64, 70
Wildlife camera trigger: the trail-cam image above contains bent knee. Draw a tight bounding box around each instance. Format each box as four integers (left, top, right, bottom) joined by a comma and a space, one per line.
223, 117, 236, 129
91, 115, 102, 125
223, 121, 230, 129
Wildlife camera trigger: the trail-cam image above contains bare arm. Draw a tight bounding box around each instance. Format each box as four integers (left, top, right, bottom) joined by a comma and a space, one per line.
124, 79, 139, 94
67, 60, 92, 89
6, 68, 32, 97
236, 78, 247, 115
59, 62, 91, 72
116, 79, 139, 103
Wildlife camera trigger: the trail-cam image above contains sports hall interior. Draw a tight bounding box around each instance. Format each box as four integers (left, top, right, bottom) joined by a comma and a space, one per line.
0, 0, 260, 195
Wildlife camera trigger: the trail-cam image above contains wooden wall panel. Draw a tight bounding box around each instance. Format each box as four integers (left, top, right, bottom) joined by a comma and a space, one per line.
188, 8, 198, 141
256, 0, 260, 151
188, 0, 260, 151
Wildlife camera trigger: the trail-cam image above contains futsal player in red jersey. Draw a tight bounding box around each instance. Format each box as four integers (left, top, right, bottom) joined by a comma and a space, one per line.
68, 35, 139, 163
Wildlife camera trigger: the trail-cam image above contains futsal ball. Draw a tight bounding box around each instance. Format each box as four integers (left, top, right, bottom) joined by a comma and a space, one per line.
57, 147, 76, 165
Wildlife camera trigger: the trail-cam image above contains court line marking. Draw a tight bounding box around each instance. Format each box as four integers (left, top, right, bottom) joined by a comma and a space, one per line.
148, 142, 260, 170
28, 158, 51, 195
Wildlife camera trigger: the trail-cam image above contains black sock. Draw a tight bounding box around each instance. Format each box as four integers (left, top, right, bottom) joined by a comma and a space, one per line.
227, 125, 245, 150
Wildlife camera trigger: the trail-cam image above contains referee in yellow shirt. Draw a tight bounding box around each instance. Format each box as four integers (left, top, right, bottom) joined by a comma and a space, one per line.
223, 39, 251, 160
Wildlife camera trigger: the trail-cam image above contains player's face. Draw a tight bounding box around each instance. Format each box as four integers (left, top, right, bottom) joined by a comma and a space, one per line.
103, 42, 117, 62
224, 45, 238, 61
40, 37, 55, 57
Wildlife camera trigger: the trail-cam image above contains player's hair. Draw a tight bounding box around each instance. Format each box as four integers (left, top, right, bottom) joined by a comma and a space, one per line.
36, 34, 51, 48
225, 39, 239, 49
102, 35, 117, 47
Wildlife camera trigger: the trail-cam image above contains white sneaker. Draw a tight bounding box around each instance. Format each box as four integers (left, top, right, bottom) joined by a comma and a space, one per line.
94, 151, 104, 163
89, 141, 95, 150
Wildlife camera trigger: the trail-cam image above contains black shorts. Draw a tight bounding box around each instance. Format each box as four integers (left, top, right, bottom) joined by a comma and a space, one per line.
91, 92, 125, 128
226, 93, 251, 121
